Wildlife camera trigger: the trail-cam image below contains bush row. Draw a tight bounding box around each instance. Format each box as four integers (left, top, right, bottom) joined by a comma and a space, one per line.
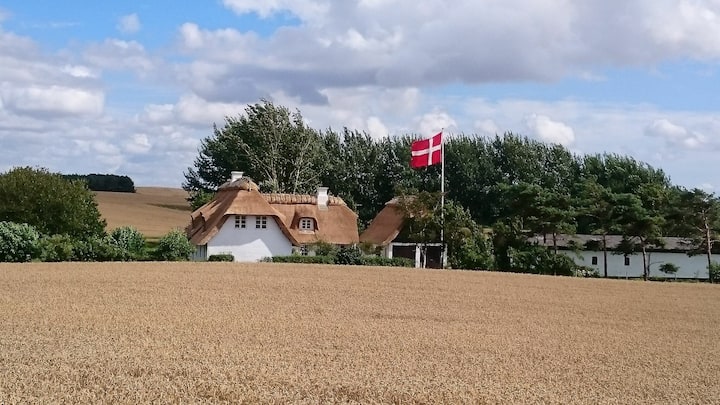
0, 222, 194, 262
268, 245, 414, 267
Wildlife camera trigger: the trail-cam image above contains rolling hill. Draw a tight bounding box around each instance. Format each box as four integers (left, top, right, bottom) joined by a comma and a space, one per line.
94, 187, 191, 238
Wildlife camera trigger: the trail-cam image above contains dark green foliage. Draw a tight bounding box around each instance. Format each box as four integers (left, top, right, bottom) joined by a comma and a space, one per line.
0, 221, 40, 262
358, 256, 414, 267
334, 245, 363, 265
188, 190, 215, 211
270, 255, 336, 264
109, 226, 147, 261
508, 245, 582, 276
443, 201, 494, 270
184, 100, 324, 207
310, 240, 339, 257
39, 234, 76, 262
72, 236, 125, 261
709, 262, 720, 283
41, 234, 123, 262
63, 174, 135, 192
269, 254, 413, 267
208, 254, 234, 262
154, 229, 195, 261
0, 167, 106, 239
659, 263, 679, 275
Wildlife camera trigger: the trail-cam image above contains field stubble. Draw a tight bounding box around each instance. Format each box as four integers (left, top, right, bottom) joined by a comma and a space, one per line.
1, 262, 718, 403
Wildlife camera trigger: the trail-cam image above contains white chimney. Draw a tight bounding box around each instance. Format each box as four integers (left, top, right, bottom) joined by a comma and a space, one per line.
317, 186, 329, 210
230, 171, 244, 182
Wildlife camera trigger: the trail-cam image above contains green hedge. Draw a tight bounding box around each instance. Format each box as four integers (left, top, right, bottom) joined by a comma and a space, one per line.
270, 255, 335, 264
208, 254, 234, 262
359, 256, 414, 267
268, 254, 413, 267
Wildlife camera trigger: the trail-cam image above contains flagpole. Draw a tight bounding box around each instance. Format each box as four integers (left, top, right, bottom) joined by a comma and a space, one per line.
440, 129, 446, 268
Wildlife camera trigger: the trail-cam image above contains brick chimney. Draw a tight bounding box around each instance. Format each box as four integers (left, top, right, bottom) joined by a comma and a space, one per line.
317, 186, 329, 210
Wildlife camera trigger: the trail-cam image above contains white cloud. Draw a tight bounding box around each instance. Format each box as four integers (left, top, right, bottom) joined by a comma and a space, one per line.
644, 118, 707, 149
83, 39, 155, 73
417, 111, 456, 136
117, 13, 141, 35
474, 119, 500, 135
0, 85, 103, 116
124, 133, 152, 154
366, 116, 388, 138
525, 114, 575, 146
62, 64, 98, 78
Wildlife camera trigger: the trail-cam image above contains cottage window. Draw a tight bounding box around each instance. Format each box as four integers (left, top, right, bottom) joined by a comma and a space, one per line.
235, 215, 246, 229
299, 218, 314, 231
300, 245, 309, 256
591, 256, 598, 265
256, 216, 267, 229
624, 256, 630, 266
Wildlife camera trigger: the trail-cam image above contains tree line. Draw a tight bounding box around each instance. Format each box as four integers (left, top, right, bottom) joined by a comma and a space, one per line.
62, 173, 136, 193
183, 101, 720, 280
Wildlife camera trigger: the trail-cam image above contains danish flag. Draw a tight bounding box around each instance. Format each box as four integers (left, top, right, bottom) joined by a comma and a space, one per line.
410, 132, 442, 168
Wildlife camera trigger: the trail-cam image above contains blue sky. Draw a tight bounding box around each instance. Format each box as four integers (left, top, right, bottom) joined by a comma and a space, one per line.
1, 0, 719, 190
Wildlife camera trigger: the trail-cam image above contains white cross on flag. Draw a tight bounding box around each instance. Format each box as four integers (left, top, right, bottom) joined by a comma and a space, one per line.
410, 132, 442, 168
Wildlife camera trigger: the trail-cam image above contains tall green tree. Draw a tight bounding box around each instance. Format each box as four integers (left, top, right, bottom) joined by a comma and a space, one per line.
614, 186, 666, 280
576, 180, 627, 277
672, 189, 720, 282
184, 100, 324, 197
0, 167, 106, 239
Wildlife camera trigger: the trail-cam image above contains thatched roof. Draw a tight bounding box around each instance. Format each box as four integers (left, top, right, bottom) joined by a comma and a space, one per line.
530, 234, 696, 252
359, 199, 406, 246
187, 179, 358, 246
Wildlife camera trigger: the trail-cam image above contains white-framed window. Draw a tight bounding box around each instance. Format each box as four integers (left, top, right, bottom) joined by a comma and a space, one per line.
256, 216, 267, 229
591, 256, 598, 265
299, 218, 314, 231
624, 256, 630, 266
300, 245, 309, 256
235, 215, 246, 229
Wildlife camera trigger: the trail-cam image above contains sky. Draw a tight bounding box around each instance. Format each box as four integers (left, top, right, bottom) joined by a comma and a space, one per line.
1, 1, 719, 189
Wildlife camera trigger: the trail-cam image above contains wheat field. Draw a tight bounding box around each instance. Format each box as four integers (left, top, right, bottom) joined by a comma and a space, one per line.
94, 187, 191, 238
1, 262, 718, 404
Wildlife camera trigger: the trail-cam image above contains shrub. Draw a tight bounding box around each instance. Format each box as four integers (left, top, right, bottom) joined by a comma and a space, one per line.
270, 255, 335, 264
154, 229, 195, 261
334, 245, 363, 265
709, 262, 720, 283
39, 234, 76, 262
508, 246, 579, 276
311, 240, 338, 257
0, 221, 40, 262
208, 254, 234, 262
110, 226, 147, 260
359, 256, 414, 267
73, 236, 124, 262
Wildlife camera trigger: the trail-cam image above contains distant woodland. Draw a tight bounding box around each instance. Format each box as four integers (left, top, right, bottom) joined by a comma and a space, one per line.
63, 174, 136, 193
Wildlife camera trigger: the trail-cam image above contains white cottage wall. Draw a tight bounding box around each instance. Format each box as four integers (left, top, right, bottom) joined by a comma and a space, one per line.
207, 215, 293, 262
570, 250, 710, 279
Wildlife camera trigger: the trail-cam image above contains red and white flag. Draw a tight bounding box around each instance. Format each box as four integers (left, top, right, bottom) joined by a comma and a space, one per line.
410, 132, 442, 168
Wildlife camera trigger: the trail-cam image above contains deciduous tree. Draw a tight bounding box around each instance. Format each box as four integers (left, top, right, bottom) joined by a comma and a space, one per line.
0, 167, 105, 239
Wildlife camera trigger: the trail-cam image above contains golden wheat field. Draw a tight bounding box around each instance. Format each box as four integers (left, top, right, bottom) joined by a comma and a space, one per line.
94, 187, 190, 238
1, 262, 718, 404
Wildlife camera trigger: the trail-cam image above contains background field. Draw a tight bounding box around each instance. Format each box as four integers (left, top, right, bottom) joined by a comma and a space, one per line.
1, 262, 718, 403
94, 187, 190, 238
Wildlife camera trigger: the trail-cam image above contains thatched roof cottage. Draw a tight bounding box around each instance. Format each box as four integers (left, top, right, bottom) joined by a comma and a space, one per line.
187, 172, 359, 262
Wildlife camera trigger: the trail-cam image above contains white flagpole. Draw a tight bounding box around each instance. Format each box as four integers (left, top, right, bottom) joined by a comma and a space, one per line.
440, 129, 446, 268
